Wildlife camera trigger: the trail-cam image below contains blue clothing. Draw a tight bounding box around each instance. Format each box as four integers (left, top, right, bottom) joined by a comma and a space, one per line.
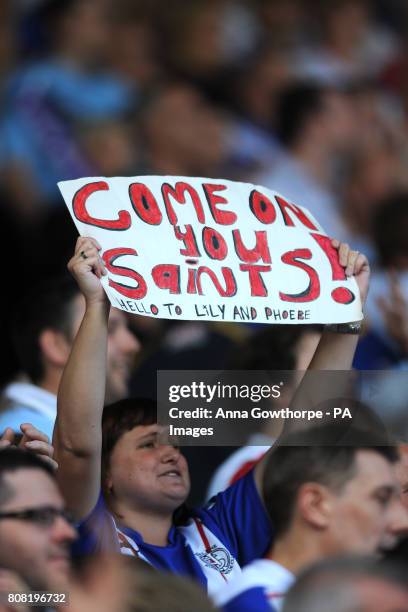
74, 470, 272, 593
1, 61, 133, 199
0, 382, 56, 440
0, 406, 53, 440
354, 331, 406, 370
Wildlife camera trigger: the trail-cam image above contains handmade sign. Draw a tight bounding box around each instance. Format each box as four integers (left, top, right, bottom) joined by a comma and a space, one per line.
58, 176, 362, 324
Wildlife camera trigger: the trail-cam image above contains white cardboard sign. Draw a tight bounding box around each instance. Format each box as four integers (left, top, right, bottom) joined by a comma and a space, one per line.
58, 176, 362, 324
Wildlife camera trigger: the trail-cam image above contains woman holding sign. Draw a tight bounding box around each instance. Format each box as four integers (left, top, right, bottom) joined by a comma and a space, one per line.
53, 236, 370, 595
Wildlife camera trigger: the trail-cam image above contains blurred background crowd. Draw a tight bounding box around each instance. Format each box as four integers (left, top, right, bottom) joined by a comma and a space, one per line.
0, 1, 408, 611
2, 0, 408, 384
0, 0, 406, 430
1, 0, 408, 490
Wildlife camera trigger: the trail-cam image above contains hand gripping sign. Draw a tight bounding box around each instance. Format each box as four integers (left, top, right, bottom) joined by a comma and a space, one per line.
58, 176, 362, 324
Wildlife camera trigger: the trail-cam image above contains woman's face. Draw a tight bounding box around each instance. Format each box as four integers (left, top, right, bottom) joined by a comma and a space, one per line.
105, 424, 190, 516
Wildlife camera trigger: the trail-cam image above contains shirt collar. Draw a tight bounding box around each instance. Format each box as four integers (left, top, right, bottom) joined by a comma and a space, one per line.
259, 558, 295, 591
4, 382, 56, 419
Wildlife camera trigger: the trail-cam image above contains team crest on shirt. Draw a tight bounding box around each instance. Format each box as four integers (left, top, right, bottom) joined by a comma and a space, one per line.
196, 545, 235, 575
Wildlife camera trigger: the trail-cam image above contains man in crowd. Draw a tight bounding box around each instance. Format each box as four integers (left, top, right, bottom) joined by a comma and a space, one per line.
255, 82, 354, 240
282, 556, 408, 612
0, 275, 140, 439
53, 235, 369, 595
396, 444, 408, 510
0, 441, 76, 592
215, 424, 408, 611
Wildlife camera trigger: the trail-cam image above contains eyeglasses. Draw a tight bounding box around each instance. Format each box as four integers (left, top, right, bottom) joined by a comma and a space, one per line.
0, 506, 75, 528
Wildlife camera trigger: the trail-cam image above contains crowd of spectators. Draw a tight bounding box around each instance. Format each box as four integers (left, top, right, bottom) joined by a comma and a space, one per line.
0, 0, 408, 610
1, 0, 408, 378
